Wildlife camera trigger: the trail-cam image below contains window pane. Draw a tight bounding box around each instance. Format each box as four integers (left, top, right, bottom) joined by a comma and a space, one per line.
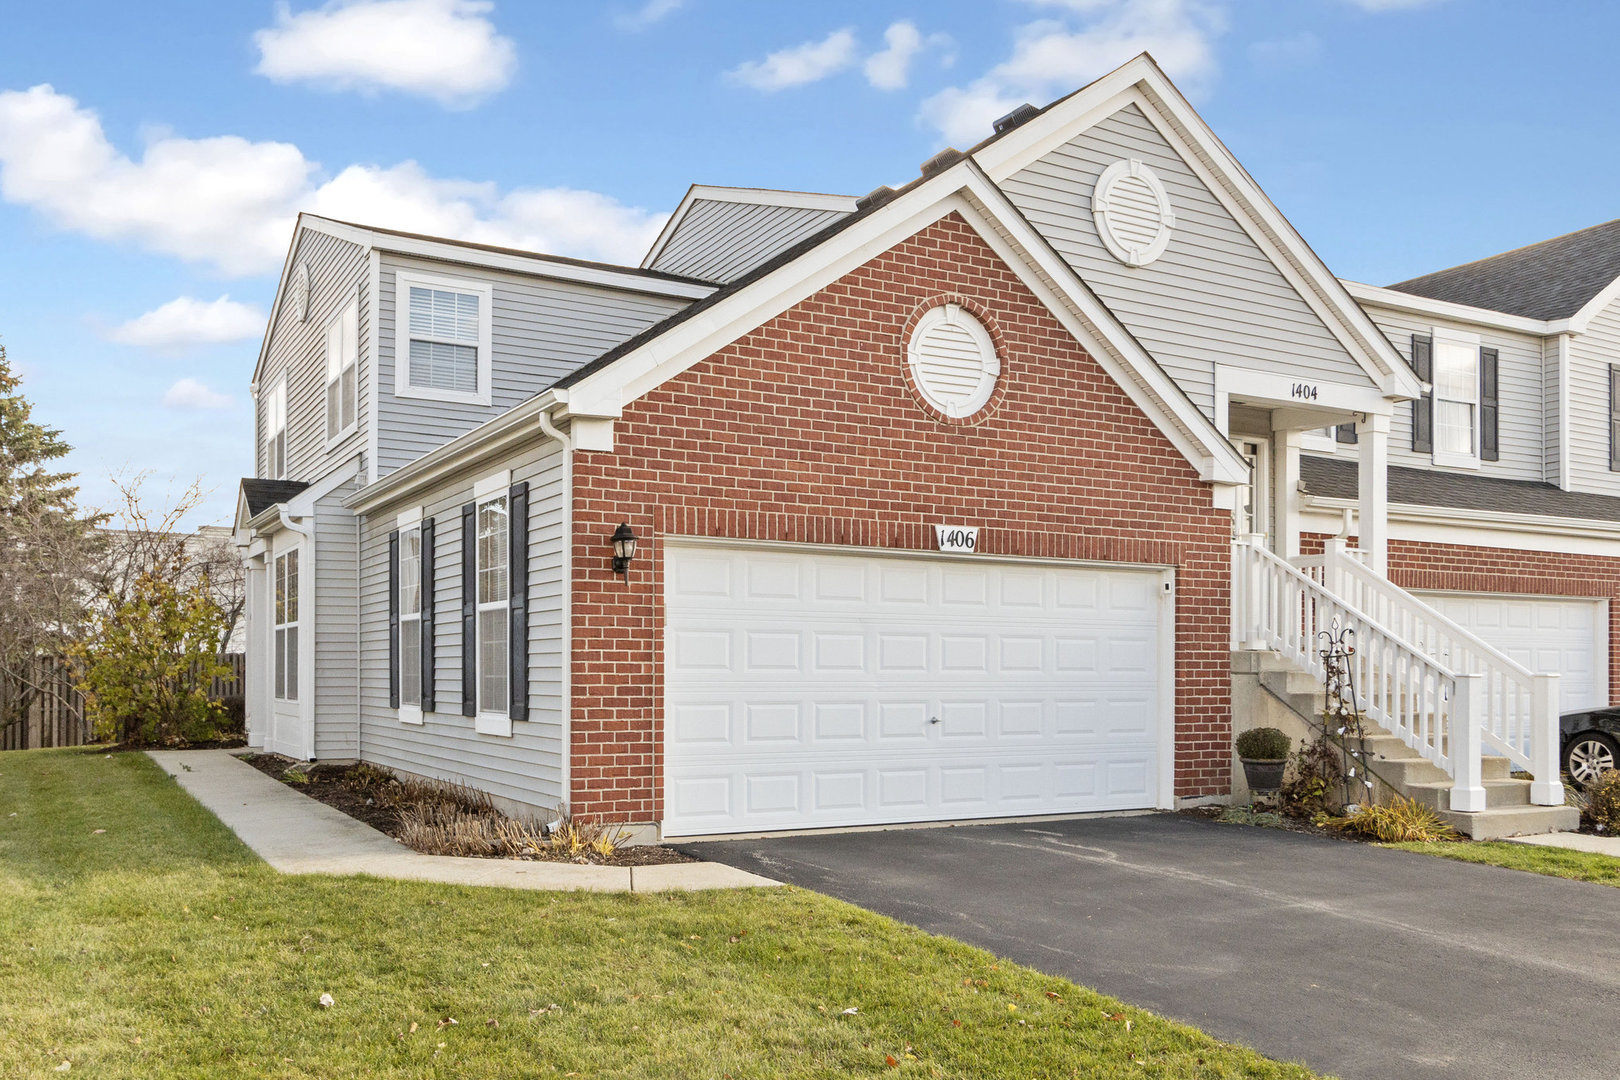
400, 528, 421, 615
274, 557, 286, 623
273, 432, 286, 479
401, 619, 422, 707
342, 364, 357, 428
1435, 401, 1474, 455
408, 286, 480, 343
1433, 341, 1477, 401
285, 549, 299, 623
274, 628, 286, 699
286, 626, 299, 702
326, 378, 340, 438
478, 497, 508, 604
479, 608, 508, 714
408, 340, 479, 393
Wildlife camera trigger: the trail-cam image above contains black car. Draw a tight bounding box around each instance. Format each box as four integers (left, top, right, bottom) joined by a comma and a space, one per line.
1562, 708, 1620, 786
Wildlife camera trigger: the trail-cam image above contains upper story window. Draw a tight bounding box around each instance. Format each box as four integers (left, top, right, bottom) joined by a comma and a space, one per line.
396, 270, 493, 407
325, 300, 358, 442
266, 380, 287, 480
1412, 329, 1496, 469
274, 547, 299, 702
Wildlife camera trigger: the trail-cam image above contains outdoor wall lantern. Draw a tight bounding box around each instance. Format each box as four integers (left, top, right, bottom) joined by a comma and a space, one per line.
611, 522, 638, 575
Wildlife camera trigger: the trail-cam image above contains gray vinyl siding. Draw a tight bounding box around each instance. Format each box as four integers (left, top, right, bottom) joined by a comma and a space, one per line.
313, 476, 360, 759
1001, 103, 1373, 418
649, 198, 851, 283
357, 438, 567, 812
1320, 303, 1547, 482
375, 253, 688, 476
1569, 298, 1620, 496
256, 228, 370, 482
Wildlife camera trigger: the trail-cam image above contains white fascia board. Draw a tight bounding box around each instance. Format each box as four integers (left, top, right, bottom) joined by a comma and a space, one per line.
298, 215, 713, 301
1569, 274, 1620, 334
344, 392, 562, 516
1303, 496, 1620, 555
1342, 280, 1557, 337
975, 55, 1420, 401
248, 216, 317, 387
568, 161, 1248, 487
243, 456, 364, 537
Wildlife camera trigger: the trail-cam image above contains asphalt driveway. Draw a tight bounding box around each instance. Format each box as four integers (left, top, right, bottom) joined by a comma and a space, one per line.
686, 814, 1620, 1080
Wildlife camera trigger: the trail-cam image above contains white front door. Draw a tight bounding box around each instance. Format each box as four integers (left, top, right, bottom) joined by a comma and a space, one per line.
1415, 591, 1609, 712
663, 544, 1170, 838
267, 536, 312, 759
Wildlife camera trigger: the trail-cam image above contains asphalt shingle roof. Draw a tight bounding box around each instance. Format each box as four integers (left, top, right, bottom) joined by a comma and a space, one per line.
1386, 219, 1620, 321
1300, 455, 1620, 523
240, 478, 310, 518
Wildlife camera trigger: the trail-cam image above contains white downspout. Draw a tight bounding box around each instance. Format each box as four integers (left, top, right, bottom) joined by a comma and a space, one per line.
535, 407, 575, 814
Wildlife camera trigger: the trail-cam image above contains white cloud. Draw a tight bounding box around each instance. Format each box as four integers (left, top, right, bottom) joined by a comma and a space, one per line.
0, 84, 669, 276
1248, 30, 1320, 68
919, 0, 1225, 146
864, 21, 953, 91
254, 0, 517, 107
107, 296, 266, 350
727, 29, 859, 92
615, 0, 683, 31
162, 378, 234, 410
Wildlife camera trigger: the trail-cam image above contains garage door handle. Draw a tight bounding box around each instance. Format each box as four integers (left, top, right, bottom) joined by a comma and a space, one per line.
929, 716, 940, 725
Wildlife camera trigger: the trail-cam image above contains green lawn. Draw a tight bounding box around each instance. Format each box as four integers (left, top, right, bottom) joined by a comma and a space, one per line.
1384, 838, 1620, 887
0, 749, 1323, 1079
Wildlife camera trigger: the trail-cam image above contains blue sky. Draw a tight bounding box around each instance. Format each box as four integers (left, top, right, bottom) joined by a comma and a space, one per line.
2, 0, 1618, 527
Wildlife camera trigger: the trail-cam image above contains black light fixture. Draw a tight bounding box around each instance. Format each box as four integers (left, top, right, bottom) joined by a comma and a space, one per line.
611, 522, 638, 575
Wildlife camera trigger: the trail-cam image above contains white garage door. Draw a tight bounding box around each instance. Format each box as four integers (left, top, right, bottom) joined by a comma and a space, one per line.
663, 544, 1168, 837
1414, 592, 1608, 712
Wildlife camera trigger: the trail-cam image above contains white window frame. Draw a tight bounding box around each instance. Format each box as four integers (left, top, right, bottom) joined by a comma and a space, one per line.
1300, 428, 1337, 453
266, 379, 287, 480
325, 298, 359, 446
473, 473, 511, 737
1431, 327, 1482, 470
273, 546, 300, 702
394, 270, 493, 407
397, 505, 424, 724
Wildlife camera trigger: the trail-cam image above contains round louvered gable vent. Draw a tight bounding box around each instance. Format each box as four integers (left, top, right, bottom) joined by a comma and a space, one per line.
907, 304, 999, 418
1093, 159, 1175, 267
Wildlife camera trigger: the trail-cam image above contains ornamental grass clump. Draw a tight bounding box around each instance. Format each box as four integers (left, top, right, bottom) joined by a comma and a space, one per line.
1330, 795, 1460, 843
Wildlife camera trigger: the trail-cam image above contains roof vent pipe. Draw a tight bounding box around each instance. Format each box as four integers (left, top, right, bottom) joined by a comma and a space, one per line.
992, 103, 1039, 134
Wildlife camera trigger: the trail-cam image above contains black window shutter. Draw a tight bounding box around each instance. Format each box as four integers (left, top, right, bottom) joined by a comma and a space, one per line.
1480, 348, 1499, 462
420, 516, 436, 713
1411, 334, 1433, 453
1335, 424, 1358, 445
1610, 367, 1620, 472
387, 529, 400, 710
461, 501, 477, 717
508, 481, 530, 723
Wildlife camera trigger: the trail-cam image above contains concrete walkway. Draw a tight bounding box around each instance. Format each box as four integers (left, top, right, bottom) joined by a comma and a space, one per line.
1509, 829, 1620, 856
147, 750, 776, 893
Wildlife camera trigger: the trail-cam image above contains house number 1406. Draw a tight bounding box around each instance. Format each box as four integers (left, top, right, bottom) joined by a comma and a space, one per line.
935, 525, 980, 553
1290, 382, 1319, 401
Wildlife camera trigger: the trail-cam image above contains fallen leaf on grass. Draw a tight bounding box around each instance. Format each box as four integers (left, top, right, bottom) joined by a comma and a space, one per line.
318, 994, 334, 1008
53, 1063, 70, 1073
1044, 991, 1062, 1000
885, 1055, 898, 1067
485, 1019, 498, 1028
408, 1022, 418, 1034
91, 829, 106, 835
841, 1007, 859, 1016
436, 1017, 458, 1029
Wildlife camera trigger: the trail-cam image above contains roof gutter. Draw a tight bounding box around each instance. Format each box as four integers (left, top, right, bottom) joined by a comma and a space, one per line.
1305, 494, 1620, 542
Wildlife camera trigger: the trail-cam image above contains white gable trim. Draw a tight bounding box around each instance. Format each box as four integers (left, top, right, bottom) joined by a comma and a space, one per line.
974, 55, 1422, 402
1569, 274, 1620, 335
641, 185, 859, 270
562, 162, 1247, 488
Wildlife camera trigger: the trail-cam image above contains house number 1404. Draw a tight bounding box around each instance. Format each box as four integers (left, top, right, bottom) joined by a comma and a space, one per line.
1290, 382, 1319, 401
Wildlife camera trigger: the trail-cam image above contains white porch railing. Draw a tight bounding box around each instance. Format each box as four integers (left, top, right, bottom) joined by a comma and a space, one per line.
1233, 535, 1565, 810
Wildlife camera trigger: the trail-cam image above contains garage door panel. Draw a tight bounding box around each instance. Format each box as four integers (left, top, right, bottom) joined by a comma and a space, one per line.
665, 545, 1166, 836
1414, 591, 1606, 712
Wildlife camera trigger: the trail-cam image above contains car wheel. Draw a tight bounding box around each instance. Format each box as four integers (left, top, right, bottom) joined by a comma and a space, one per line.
1565, 732, 1620, 787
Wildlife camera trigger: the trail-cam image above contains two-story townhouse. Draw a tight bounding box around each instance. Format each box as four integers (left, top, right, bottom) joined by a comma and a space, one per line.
235, 53, 1587, 843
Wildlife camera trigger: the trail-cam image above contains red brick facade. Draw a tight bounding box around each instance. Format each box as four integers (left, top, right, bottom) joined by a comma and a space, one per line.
567, 213, 1235, 824
1304, 532, 1620, 707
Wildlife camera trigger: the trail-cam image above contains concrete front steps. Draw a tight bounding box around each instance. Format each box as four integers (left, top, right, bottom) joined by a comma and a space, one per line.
1237, 651, 1578, 840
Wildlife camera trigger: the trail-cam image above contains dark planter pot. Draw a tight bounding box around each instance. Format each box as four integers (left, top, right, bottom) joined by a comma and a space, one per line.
1241, 757, 1288, 794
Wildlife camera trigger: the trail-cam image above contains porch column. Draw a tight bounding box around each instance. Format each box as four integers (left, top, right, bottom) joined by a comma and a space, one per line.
1356, 412, 1391, 573
1271, 428, 1301, 560
242, 555, 266, 749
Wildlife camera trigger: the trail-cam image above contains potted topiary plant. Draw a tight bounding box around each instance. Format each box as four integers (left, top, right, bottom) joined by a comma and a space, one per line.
1235, 727, 1292, 797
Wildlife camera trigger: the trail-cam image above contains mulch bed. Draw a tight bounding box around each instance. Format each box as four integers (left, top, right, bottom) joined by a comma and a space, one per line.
241, 753, 693, 866
1179, 804, 1370, 843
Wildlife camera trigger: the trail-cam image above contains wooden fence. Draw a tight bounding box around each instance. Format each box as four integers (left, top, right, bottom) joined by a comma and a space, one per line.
0, 654, 244, 751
